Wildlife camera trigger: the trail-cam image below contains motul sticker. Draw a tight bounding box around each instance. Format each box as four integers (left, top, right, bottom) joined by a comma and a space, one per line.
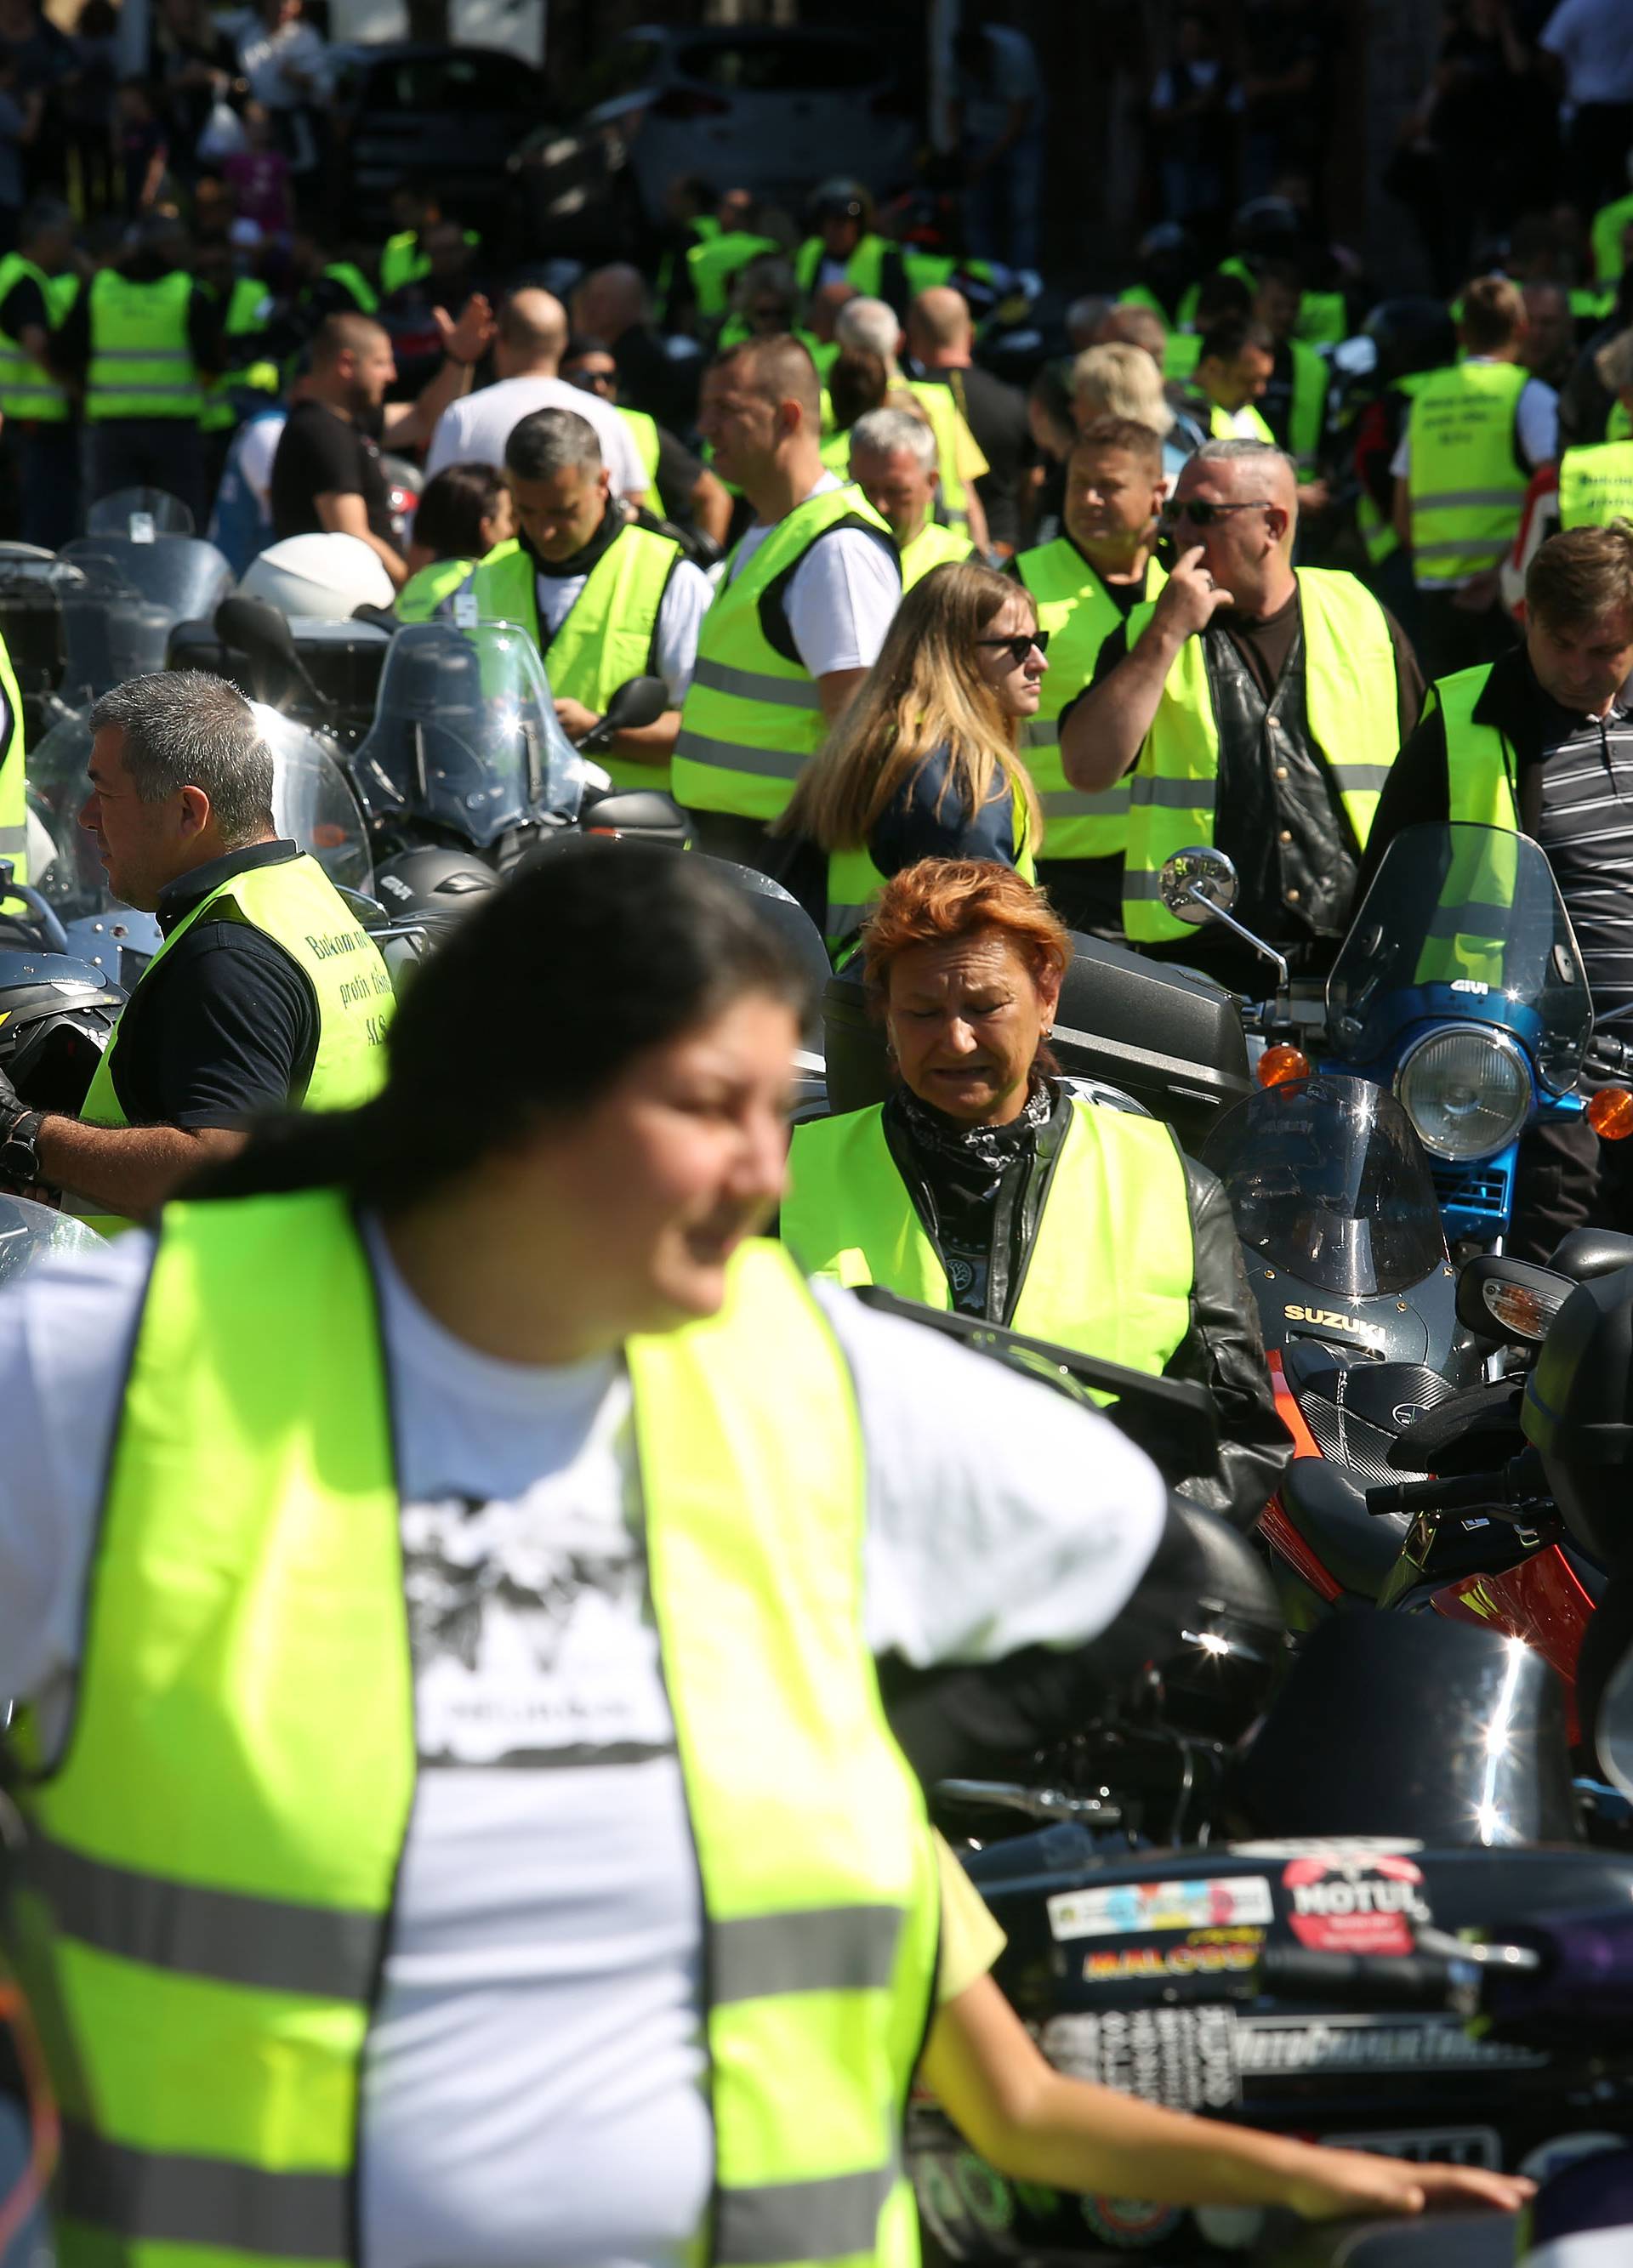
1047, 1875, 1273, 1941
1083, 1927, 1264, 1984
1282, 1850, 1430, 1953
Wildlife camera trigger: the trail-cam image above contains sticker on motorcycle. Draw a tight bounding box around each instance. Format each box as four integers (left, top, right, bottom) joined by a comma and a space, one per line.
1282, 1850, 1430, 1953
1078, 2195, 1184, 2248
1083, 1927, 1264, 1985
1047, 1876, 1273, 1941
1234, 2014, 1546, 2075
1042, 2005, 1240, 2112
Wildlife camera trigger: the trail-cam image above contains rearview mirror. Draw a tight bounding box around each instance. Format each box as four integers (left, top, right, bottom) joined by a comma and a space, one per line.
1159, 844, 1239, 925
578, 674, 669, 753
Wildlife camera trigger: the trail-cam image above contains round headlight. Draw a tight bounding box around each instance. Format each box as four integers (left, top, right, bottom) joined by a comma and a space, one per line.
1395, 1027, 1531, 1162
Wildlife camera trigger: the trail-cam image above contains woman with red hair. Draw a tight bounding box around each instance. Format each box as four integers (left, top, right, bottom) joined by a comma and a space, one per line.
782, 857, 1289, 1529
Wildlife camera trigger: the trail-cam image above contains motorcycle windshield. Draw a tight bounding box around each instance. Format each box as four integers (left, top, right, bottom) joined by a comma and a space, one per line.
352, 618, 584, 849
0, 1196, 103, 1282
57, 537, 236, 701
1327, 821, 1591, 1093
85, 488, 196, 537
27, 703, 374, 917
1200, 1073, 1447, 1296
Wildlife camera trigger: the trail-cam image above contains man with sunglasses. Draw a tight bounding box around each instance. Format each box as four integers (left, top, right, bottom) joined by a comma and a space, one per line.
1059, 439, 1423, 985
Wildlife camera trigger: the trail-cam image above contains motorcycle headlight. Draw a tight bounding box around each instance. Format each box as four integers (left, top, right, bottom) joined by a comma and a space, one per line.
1395, 1026, 1531, 1162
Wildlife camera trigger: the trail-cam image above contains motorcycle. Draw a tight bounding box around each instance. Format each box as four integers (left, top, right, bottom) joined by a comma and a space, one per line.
0, 1192, 104, 1276
56, 526, 235, 706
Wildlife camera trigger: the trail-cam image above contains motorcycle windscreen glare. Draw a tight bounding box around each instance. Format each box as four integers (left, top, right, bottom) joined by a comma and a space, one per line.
25, 702, 374, 919
56, 536, 236, 702
1200, 1073, 1446, 1298
0, 1195, 103, 1281
352, 618, 585, 850
1327, 819, 1591, 1094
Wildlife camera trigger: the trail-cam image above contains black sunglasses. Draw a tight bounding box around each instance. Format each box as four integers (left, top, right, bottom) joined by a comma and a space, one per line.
976, 630, 1050, 663
1161, 498, 1274, 528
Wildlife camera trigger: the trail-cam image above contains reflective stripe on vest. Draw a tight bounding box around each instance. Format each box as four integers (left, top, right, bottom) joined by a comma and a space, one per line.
1016, 541, 1166, 861
783, 1095, 1192, 1379
673, 484, 898, 822
824, 778, 1036, 958
76, 854, 391, 1232
904, 382, 971, 529
10, 1194, 938, 2268
395, 555, 477, 622
1405, 361, 1529, 584
201, 277, 276, 435
1120, 568, 1401, 941
473, 523, 683, 793
0, 255, 74, 420
1557, 441, 1633, 531
86, 269, 200, 421
1434, 665, 1522, 830
898, 521, 972, 589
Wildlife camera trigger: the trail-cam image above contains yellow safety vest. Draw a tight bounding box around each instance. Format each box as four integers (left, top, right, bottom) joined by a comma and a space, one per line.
77, 852, 392, 1233
687, 230, 780, 321
0, 254, 76, 421
1557, 441, 1633, 531
672, 484, 898, 823
472, 523, 683, 793
1357, 370, 1437, 566
9, 1194, 939, 2268
0, 628, 27, 884
795, 234, 891, 299
784, 1094, 1193, 1380
200, 275, 277, 435
1403, 677, 1522, 988
824, 776, 1036, 961
379, 228, 480, 298
1592, 190, 1633, 284
1284, 338, 1329, 480
904, 380, 982, 532
395, 555, 476, 622
1120, 568, 1401, 942
85, 268, 201, 422
619, 403, 662, 499
1016, 542, 1165, 861
1181, 392, 1276, 446
899, 520, 973, 588
1405, 361, 1530, 587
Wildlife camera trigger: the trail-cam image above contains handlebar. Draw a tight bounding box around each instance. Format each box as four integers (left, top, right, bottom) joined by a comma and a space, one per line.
1363, 1446, 1549, 1523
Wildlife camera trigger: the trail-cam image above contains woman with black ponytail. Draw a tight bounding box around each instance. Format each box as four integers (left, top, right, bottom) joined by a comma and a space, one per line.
0, 837, 1528, 2265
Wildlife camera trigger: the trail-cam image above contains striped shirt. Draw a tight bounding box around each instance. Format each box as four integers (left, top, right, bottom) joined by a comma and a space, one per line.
1534, 698, 1633, 1013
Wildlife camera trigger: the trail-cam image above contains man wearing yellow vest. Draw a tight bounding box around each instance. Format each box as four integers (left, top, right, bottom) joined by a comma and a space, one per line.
847, 407, 972, 589
1175, 312, 1278, 446
1505, 323, 1633, 611
469, 408, 711, 794
1060, 438, 1423, 984
1250, 260, 1331, 503
0, 673, 390, 1232
794, 179, 908, 315
1392, 275, 1558, 676
674, 333, 902, 867
1363, 524, 1633, 1257
0, 196, 80, 549
1015, 414, 1169, 936
835, 294, 991, 554
50, 214, 224, 526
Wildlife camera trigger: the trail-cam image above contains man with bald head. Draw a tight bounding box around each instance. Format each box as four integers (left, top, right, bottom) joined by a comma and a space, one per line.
573, 262, 699, 429
903, 283, 1028, 555
423, 287, 648, 502
1060, 438, 1421, 977
672, 334, 900, 865
270, 297, 493, 586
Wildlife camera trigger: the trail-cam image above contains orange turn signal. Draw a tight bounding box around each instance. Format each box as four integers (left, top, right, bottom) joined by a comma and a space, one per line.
1588, 1086, 1633, 1140
1258, 1044, 1312, 1089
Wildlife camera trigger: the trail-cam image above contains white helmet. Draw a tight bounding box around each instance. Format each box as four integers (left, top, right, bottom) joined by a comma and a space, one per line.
237, 532, 394, 622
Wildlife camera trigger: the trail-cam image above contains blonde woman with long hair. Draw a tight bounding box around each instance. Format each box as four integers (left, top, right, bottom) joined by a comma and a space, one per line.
777, 557, 1047, 958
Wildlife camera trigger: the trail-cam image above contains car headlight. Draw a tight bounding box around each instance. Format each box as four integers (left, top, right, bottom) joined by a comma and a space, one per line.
1395, 1026, 1531, 1162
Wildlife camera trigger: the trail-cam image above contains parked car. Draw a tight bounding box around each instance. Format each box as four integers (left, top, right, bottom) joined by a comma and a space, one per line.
561, 24, 920, 229
328, 43, 547, 234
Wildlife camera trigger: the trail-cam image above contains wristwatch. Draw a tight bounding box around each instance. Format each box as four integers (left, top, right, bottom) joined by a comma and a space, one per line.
0, 1106, 44, 1187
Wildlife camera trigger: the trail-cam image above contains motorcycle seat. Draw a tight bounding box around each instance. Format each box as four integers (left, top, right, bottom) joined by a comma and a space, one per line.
1550, 1226, 1633, 1282
1277, 1455, 1408, 1600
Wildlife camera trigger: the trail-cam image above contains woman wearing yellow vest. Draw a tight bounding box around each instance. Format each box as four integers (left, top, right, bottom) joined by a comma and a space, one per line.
0, 838, 1528, 2266
782, 857, 1291, 1532
776, 559, 1045, 961
394, 461, 515, 622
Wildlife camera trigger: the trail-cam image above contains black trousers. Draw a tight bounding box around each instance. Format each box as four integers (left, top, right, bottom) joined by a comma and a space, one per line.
1509, 1107, 1633, 1264
83, 418, 208, 531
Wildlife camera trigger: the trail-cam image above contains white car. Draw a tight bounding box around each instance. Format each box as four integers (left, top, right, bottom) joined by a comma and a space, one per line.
579, 24, 920, 227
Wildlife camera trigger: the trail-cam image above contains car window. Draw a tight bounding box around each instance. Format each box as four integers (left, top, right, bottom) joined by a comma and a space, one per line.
574, 36, 663, 108
674, 37, 881, 94
367, 53, 535, 111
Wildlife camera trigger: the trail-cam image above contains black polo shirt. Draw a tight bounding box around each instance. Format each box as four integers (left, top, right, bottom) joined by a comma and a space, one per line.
103, 839, 321, 1129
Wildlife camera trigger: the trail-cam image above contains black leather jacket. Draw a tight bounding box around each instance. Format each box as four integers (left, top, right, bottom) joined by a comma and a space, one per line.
881, 1079, 1291, 1532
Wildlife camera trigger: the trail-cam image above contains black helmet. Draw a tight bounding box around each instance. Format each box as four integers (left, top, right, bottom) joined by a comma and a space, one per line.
1363, 294, 1458, 385
1232, 194, 1302, 253
0, 948, 122, 1114
373, 844, 498, 938
810, 176, 872, 230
